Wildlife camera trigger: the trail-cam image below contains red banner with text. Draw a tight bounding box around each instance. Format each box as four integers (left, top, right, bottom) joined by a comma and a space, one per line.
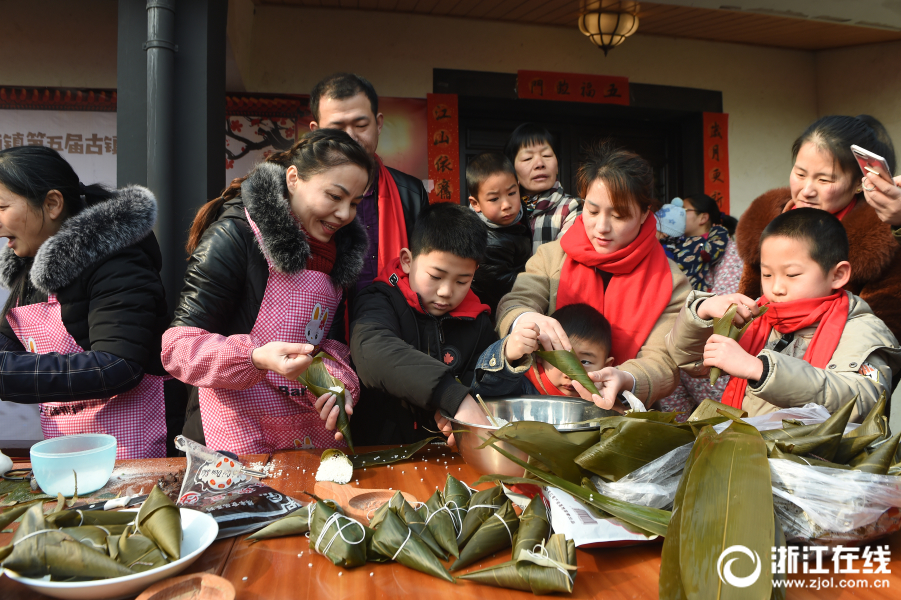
702, 112, 730, 215
517, 70, 629, 105
426, 93, 460, 204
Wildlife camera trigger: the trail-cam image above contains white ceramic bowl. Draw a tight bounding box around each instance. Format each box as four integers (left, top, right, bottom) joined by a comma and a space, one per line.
4, 508, 218, 600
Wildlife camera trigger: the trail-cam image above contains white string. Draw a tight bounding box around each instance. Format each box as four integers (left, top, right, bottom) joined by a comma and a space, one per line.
96, 525, 110, 536
76, 510, 85, 527
443, 501, 466, 533
314, 513, 365, 557
392, 528, 412, 561
523, 541, 575, 584
469, 504, 500, 511
12, 529, 58, 545
493, 512, 514, 546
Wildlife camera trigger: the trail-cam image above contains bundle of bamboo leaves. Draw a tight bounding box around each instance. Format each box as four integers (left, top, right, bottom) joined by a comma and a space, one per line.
0, 485, 182, 581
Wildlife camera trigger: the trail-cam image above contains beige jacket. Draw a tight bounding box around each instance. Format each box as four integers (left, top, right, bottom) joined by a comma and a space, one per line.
666, 290, 901, 421
496, 240, 691, 404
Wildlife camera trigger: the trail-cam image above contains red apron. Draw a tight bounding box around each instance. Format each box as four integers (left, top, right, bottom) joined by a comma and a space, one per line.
6, 294, 168, 459
197, 210, 357, 455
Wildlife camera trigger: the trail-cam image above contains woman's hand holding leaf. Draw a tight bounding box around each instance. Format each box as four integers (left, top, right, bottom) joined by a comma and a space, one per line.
571, 368, 633, 410
512, 313, 572, 352
696, 293, 758, 325
314, 391, 353, 442
703, 334, 765, 381
251, 341, 315, 380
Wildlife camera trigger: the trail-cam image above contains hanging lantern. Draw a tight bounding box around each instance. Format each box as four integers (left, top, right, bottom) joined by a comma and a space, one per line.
578, 1, 640, 56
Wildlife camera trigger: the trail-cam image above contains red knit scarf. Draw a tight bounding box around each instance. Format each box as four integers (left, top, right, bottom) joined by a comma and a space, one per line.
374, 258, 489, 318
524, 361, 567, 396
301, 227, 337, 275
720, 291, 850, 409
557, 215, 672, 364
375, 155, 409, 274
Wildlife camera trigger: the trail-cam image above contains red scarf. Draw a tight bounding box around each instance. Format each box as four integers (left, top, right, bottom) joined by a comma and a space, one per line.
557, 215, 672, 364
524, 362, 567, 396
301, 227, 337, 275
787, 198, 857, 221
375, 155, 409, 274
721, 291, 850, 408
374, 258, 489, 319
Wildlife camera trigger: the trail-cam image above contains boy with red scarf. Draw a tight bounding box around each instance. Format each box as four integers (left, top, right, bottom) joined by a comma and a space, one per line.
666, 208, 901, 420
472, 304, 613, 398
349, 203, 497, 445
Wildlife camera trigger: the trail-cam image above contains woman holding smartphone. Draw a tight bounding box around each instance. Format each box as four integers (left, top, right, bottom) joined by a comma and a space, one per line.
736, 115, 901, 338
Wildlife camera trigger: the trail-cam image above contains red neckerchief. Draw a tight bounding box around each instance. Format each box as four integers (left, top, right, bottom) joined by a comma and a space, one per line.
374, 155, 409, 275
557, 215, 672, 364
374, 258, 490, 319
721, 291, 850, 409
524, 361, 567, 396
787, 198, 857, 221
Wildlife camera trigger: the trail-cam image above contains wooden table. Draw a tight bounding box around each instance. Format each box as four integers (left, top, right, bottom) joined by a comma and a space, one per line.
2, 444, 900, 599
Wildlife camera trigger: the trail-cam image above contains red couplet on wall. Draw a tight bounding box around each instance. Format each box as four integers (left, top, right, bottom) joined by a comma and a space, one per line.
517, 70, 629, 106
426, 93, 460, 204
702, 112, 730, 215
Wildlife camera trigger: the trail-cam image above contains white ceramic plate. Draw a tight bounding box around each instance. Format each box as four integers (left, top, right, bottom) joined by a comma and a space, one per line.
4, 507, 218, 600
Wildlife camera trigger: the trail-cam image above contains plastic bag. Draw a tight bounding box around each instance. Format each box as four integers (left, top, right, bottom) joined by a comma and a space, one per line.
174, 436, 304, 539
770, 459, 901, 546
589, 443, 691, 510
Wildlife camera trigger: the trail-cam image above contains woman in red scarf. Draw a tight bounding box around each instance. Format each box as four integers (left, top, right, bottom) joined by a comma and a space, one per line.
496, 141, 691, 410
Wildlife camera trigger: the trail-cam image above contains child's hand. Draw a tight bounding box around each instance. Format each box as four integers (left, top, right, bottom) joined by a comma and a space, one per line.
505, 324, 540, 362
251, 341, 315, 380
513, 313, 571, 352
703, 334, 765, 381
571, 367, 634, 410
696, 293, 760, 326
313, 391, 354, 442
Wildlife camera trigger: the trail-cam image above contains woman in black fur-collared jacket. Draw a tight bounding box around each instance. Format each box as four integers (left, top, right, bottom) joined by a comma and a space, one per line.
0, 145, 180, 459
162, 130, 373, 454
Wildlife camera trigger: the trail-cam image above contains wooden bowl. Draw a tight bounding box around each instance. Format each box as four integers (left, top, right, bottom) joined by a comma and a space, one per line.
135, 573, 235, 600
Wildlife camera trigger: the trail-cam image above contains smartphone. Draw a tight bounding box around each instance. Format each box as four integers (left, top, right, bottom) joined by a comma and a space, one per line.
851, 144, 894, 183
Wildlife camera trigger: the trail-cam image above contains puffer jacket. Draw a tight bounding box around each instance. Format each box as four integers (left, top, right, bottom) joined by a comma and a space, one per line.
496, 240, 691, 405
167, 162, 368, 443
0, 186, 185, 453
470, 213, 532, 317
666, 290, 901, 421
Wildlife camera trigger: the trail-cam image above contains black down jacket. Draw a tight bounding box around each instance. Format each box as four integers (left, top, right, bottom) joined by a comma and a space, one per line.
470, 219, 532, 317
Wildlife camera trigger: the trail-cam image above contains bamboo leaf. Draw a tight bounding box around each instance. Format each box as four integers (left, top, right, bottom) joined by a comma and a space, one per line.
834, 433, 881, 465
851, 433, 901, 475
535, 350, 600, 395
350, 437, 440, 469
678, 426, 773, 600
478, 421, 596, 483
845, 392, 887, 441
484, 440, 671, 536
298, 352, 354, 453
809, 396, 857, 461
450, 500, 520, 571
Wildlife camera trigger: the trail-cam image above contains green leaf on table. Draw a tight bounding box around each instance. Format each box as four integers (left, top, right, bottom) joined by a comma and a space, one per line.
298, 351, 354, 453
535, 350, 600, 395
350, 436, 441, 470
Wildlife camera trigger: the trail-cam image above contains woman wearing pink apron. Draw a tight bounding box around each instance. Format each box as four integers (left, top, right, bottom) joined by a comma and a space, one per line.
161, 130, 373, 455
0, 146, 175, 459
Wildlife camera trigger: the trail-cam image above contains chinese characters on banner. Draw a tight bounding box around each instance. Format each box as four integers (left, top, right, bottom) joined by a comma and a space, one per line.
703, 112, 730, 214
426, 93, 460, 204
517, 70, 629, 106
0, 109, 117, 187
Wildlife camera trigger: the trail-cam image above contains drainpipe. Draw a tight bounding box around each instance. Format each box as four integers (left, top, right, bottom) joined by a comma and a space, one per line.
145, 0, 177, 308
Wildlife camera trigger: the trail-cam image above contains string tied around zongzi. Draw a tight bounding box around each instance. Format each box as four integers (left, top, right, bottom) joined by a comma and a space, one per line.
444, 501, 466, 532
391, 527, 413, 561
314, 513, 366, 557
493, 512, 515, 546
518, 541, 577, 584
423, 503, 462, 534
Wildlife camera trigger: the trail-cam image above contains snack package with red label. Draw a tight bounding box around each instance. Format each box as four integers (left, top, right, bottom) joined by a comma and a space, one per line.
174, 435, 305, 539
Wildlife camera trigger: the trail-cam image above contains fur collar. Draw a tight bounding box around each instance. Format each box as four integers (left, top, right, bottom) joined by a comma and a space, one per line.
735, 186, 899, 286
241, 162, 368, 289
0, 185, 157, 293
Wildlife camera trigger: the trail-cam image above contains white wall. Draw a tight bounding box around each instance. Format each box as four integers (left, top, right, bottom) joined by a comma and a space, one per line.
232, 6, 820, 215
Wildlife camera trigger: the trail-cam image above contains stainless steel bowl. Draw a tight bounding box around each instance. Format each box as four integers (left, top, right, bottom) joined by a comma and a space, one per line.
441, 395, 616, 477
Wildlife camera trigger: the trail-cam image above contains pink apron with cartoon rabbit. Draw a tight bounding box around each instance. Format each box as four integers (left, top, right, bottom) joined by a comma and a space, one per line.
197, 210, 357, 455
6, 294, 168, 459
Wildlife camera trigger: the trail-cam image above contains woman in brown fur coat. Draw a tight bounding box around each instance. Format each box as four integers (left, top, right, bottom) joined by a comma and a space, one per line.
736, 115, 901, 339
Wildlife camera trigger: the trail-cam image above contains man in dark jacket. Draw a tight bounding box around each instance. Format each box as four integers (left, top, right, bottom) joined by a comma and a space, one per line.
309, 73, 430, 299
349, 204, 497, 446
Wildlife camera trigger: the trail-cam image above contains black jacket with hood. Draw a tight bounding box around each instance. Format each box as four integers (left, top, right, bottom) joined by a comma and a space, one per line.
470, 213, 532, 317
170, 162, 369, 443
0, 186, 185, 452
